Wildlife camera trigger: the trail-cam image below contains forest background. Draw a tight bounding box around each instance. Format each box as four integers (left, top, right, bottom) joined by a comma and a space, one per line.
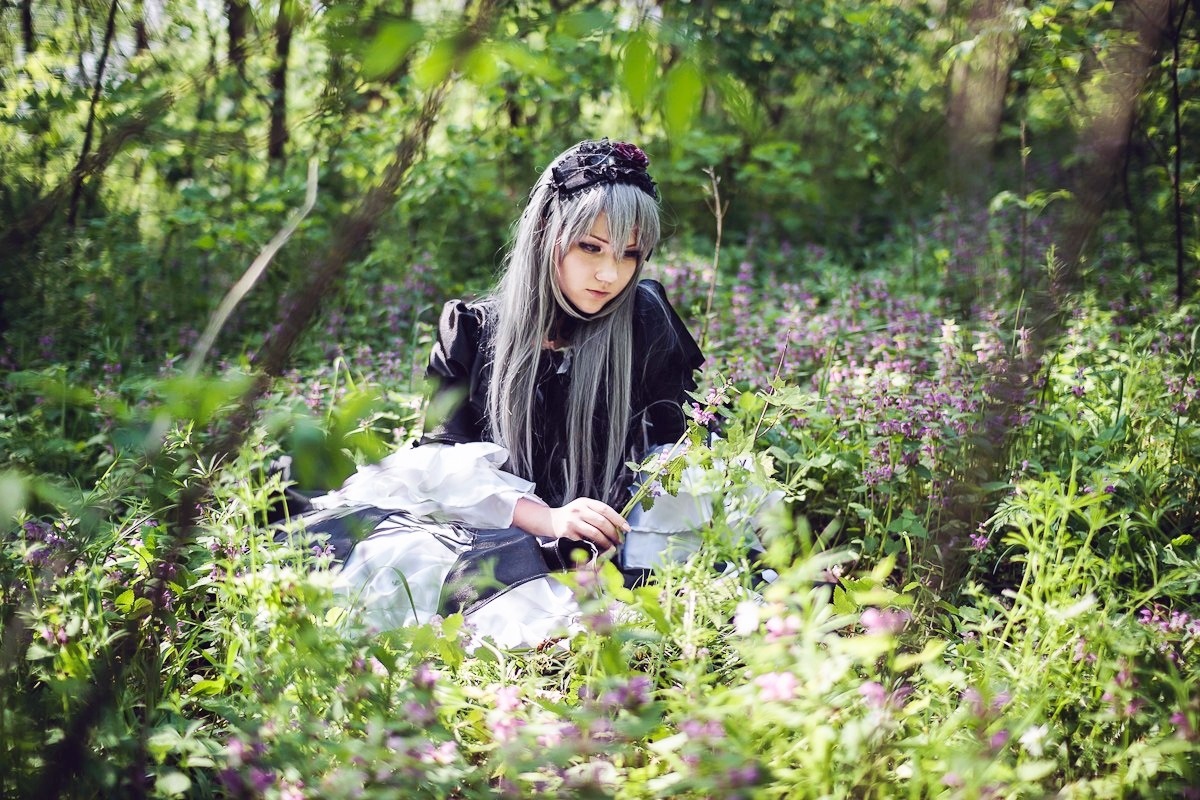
1, 0, 1199, 798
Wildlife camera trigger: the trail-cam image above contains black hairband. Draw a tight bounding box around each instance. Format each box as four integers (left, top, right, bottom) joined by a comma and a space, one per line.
549, 139, 658, 201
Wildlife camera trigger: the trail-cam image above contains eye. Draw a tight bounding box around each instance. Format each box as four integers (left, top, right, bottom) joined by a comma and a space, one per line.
623, 250, 642, 263
579, 241, 603, 254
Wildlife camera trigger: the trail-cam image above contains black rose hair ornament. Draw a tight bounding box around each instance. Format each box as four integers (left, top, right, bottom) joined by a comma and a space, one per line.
549, 139, 658, 201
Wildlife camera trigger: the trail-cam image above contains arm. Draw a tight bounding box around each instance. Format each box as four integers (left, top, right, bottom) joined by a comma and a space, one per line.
513, 496, 630, 551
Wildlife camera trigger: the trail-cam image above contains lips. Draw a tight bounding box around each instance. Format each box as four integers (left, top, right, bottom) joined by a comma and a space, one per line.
586, 289, 611, 300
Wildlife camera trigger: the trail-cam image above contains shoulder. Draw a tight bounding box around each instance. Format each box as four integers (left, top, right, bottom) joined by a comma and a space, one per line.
633, 278, 670, 310
431, 298, 494, 375
631, 279, 678, 334
437, 297, 491, 337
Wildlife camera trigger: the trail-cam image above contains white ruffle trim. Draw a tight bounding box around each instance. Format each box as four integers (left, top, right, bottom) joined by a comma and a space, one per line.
463, 578, 581, 650
310, 442, 543, 529
333, 517, 462, 630
621, 444, 784, 570
332, 522, 583, 649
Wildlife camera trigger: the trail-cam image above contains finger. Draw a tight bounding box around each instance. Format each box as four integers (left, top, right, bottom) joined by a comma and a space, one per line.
590, 529, 618, 551
572, 518, 617, 550
593, 502, 631, 533
581, 510, 623, 545
594, 522, 622, 551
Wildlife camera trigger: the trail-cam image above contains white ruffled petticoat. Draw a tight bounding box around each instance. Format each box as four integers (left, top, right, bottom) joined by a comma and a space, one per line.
310, 441, 769, 649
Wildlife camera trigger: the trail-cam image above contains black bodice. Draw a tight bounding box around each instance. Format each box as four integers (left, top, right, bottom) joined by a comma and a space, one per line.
420, 280, 704, 508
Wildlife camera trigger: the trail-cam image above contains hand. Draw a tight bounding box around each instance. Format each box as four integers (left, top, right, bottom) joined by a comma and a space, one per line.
514, 496, 629, 551
547, 497, 630, 551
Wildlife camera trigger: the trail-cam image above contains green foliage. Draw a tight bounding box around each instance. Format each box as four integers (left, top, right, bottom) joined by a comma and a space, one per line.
2, 0, 1199, 795
4, 246, 1200, 796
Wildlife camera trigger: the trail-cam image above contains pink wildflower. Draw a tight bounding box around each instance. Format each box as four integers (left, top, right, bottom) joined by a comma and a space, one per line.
754, 671, 799, 702
765, 613, 801, 642
859, 608, 911, 636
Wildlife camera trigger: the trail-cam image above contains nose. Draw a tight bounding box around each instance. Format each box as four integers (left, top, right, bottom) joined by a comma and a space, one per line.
595, 259, 618, 284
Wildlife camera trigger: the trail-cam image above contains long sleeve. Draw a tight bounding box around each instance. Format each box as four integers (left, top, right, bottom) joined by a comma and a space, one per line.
422, 299, 489, 444
629, 280, 706, 452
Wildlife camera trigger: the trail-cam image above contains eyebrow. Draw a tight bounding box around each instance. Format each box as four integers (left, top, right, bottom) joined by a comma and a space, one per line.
585, 233, 640, 250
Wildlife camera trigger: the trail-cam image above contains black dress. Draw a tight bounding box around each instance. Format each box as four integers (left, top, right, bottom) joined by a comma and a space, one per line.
298, 280, 704, 642
423, 279, 704, 508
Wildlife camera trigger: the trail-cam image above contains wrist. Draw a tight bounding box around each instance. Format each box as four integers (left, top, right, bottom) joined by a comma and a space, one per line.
513, 497, 552, 538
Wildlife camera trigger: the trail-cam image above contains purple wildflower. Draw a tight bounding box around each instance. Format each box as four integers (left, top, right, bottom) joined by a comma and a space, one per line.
859, 608, 911, 636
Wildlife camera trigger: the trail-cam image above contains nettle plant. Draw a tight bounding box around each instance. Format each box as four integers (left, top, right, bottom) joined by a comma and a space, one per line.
4, 254, 1200, 798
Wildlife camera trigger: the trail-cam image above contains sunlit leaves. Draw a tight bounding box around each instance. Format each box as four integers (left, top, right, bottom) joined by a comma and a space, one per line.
713, 73, 767, 137
621, 30, 656, 111
663, 60, 704, 141
0, 470, 28, 527
155, 372, 255, 430
412, 35, 459, 88
360, 20, 424, 81
555, 8, 609, 39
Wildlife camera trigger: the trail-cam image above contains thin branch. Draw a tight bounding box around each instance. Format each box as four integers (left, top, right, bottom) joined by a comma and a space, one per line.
1171, 0, 1189, 304
184, 158, 319, 376
66, 0, 120, 229
698, 167, 727, 353
0, 90, 175, 253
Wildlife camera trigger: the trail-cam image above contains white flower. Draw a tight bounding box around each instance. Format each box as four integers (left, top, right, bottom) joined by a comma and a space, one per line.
733, 601, 760, 636
1019, 724, 1049, 756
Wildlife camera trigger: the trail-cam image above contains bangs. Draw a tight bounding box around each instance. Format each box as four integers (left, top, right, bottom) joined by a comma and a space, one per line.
557, 183, 661, 259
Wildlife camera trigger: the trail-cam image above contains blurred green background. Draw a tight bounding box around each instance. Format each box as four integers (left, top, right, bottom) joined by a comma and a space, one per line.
1, 0, 1194, 373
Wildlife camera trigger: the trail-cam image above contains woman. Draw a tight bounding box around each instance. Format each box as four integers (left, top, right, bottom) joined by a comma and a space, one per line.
304, 139, 705, 647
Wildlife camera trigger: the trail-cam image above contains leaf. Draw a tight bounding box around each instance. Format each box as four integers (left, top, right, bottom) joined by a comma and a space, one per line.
0, 470, 28, 527
361, 20, 423, 80
832, 586, 856, 616
557, 9, 610, 38
148, 728, 183, 760
463, 43, 501, 85
413, 36, 457, 88
188, 677, 226, 696
493, 41, 563, 81
115, 589, 136, 612
157, 373, 255, 428
663, 60, 704, 140
622, 31, 655, 110
156, 771, 192, 797
886, 511, 927, 539
1016, 760, 1057, 781
893, 639, 946, 671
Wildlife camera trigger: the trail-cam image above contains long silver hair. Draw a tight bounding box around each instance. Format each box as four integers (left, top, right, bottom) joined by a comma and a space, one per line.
484, 144, 662, 506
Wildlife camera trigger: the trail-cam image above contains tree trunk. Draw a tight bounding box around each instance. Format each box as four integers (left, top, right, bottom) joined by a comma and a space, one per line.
268, 0, 293, 166
21, 0, 35, 54
133, 0, 150, 52
946, 0, 1021, 198
66, 0, 120, 230
943, 0, 1021, 316
1055, 0, 1172, 296
226, 0, 248, 78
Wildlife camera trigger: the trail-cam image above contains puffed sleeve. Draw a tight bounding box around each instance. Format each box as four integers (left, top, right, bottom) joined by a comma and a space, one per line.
309, 299, 547, 529
630, 280, 705, 450
308, 441, 543, 528
422, 299, 488, 444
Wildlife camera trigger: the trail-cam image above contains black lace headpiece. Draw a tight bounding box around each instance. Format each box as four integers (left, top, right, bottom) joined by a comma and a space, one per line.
549, 139, 658, 201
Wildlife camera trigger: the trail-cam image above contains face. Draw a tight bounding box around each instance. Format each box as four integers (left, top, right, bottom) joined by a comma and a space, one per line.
556, 212, 641, 315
